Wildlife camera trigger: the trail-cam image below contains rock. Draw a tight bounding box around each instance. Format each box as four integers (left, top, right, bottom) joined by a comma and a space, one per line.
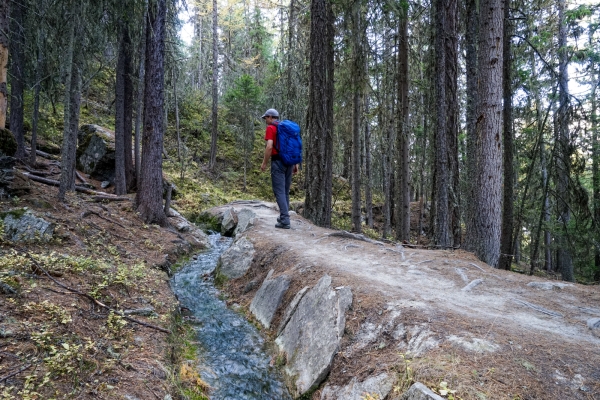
167, 208, 209, 249
243, 280, 259, 294
233, 208, 256, 236
221, 207, 238, 237
3, 209, 55, 242
400, 382, 444, 400
527, 281, 572, 290
320, 373, 394, 400
447, 335, 499, 353
76, 124, 116, 182
275, 275, 353, 396
277, 286, 309, 336
588, 318, 600, 337
0, 128, 17, 156
216, 236, 255, 279
249, 270, 291, 328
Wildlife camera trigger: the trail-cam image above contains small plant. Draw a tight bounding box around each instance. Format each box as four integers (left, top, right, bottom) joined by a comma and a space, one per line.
105, 311, 128, 337
361, 393, 380, 400
393, 353, 414, 394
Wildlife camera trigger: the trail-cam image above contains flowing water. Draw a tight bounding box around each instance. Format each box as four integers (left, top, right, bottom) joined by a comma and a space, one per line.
171, 234, 292, 400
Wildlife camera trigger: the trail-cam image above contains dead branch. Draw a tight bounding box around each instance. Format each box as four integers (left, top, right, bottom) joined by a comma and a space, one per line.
75, 170, 89, 185
81, 209, 128, 230
22, 165, 57, 177
20, 172, 121, 198
25, 147, 57, 160
15, 249, 171, 334
0, 364, 33, 384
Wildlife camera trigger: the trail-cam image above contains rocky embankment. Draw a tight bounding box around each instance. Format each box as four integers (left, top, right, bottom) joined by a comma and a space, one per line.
207, 201, 600, 400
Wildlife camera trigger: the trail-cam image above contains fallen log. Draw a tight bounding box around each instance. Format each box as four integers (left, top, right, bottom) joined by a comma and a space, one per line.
20, 172, 122, 199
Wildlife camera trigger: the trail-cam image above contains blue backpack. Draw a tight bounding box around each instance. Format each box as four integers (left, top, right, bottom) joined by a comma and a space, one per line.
275, 120, 303, 166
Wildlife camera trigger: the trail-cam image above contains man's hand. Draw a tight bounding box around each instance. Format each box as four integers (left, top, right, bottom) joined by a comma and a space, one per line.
293, 164, 299, 174
261, 161, 267, 172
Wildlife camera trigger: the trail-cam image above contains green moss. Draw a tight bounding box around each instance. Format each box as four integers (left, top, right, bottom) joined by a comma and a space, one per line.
1, 208, 28, 220
189, 211, 222, 233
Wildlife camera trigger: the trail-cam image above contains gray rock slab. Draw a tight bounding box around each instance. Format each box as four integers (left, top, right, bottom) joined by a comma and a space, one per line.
400, 382, 444, 400
221, 207, 238, 237
3, 210, 55, 242
527, 281, 572, 290
233, 208, 256, 236
320, 373, 394, 400
588, 318, 600, 337
277, 286, 309, 336
216, 236, 254, 279
275, 274, 353, 396
249, 270, 291, 328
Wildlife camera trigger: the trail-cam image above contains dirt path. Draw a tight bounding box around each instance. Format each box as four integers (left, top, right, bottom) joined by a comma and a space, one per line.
219, 201, 600, 399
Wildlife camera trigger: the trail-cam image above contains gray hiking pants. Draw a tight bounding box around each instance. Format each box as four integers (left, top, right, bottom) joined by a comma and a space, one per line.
271, 159, 293, 225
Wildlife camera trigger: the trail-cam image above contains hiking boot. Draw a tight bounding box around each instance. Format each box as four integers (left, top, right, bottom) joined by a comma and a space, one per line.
277, 217, 281, 224
275, 222, 291, 229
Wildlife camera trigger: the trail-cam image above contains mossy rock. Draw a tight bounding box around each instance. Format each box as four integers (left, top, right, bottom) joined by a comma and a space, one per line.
0, 128, 17, 157
188, 210, 222, 233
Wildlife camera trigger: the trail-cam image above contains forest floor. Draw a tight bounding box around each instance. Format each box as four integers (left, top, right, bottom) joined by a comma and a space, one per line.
0, 161, 210, 399
215, 201, 600, 400
2, 156, 600, 400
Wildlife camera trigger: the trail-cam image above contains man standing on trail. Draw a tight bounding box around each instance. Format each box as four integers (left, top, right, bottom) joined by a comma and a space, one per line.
260, 108, 298, 229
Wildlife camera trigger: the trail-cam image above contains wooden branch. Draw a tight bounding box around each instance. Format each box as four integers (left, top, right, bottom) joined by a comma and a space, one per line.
20, 172, 121, 198
23, 165, 56, 177
81, 209, 128, 230
15, 249, 171, 334
75, 170, 88, 185
0, 364, 33, 383
25, 147, 57, 160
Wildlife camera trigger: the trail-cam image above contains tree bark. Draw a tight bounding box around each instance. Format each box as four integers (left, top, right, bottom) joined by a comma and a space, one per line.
136, 0, 168, 226
9, 0, 26, 159
30, 28, 44, 166
474, 0, 503, 267
304, 0, 334, 227
350, 0, 363, 233
445, 0, 460, 247
499, 0, 514, 270
115, 26, 127, 195
556, 0, 573, 281
434, 0, 450, 248
464, 0, 479, 251
396, 9, 410, 242
208, 0, 219, 170
135, 0, 148, 189
364, 95, 373, 229
0, 0, 8, 129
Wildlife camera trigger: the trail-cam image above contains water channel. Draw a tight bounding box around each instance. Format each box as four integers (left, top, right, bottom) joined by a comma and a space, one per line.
170, 234, 292, 400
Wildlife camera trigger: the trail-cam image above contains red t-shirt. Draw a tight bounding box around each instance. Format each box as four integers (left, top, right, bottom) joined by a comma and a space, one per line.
264, 124, 278, 155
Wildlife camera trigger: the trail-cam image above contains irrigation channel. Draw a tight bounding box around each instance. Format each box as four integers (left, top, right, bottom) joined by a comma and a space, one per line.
171, 233, 292, 400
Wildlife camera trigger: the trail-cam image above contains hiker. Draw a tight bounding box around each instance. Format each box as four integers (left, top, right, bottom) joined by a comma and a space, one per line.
260, 108, 299, 229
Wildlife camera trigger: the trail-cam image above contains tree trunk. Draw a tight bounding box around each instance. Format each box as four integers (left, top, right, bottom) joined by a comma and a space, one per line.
304, 0, 334, 227
474, 0, 503, 267
123, 26, 134, 192
29, 27, 44, 166
350, 0, 363, 233
136, 0, 168, 226
364, 95, 373, 229
464, 0, 479, 251
208, 0, 218, 170
397, 10, 410, 242
445, 0, 460, 247
9, 0, 26, 159
499, 0, 514, 270
135, 1, 148, 189
115, 26, 127, 195
556, 0, 573, 281
434, 0, 450, 248
0, 0, 8, 129
58, 15, 79, 202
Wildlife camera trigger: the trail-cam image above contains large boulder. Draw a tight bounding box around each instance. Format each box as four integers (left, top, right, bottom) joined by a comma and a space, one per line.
400, 382, 444, 400
220, 207, 238, 237
275, 275, 353, 396
249, 270, 290, 328
76, 124, 116, 182
233, 208, 256, 236
215, 236, 255, 279
2, 209, 55, 242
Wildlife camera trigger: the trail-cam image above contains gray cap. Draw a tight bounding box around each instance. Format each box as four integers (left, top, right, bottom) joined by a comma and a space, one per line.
261, 108, 279, 119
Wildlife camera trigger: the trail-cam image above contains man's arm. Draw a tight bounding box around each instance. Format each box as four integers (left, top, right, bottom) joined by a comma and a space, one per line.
261, 140, 274, 171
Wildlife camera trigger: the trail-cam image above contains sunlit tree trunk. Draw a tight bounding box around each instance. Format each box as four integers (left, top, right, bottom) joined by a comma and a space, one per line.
208, 0, 218, 170
396, 8, 410, 242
